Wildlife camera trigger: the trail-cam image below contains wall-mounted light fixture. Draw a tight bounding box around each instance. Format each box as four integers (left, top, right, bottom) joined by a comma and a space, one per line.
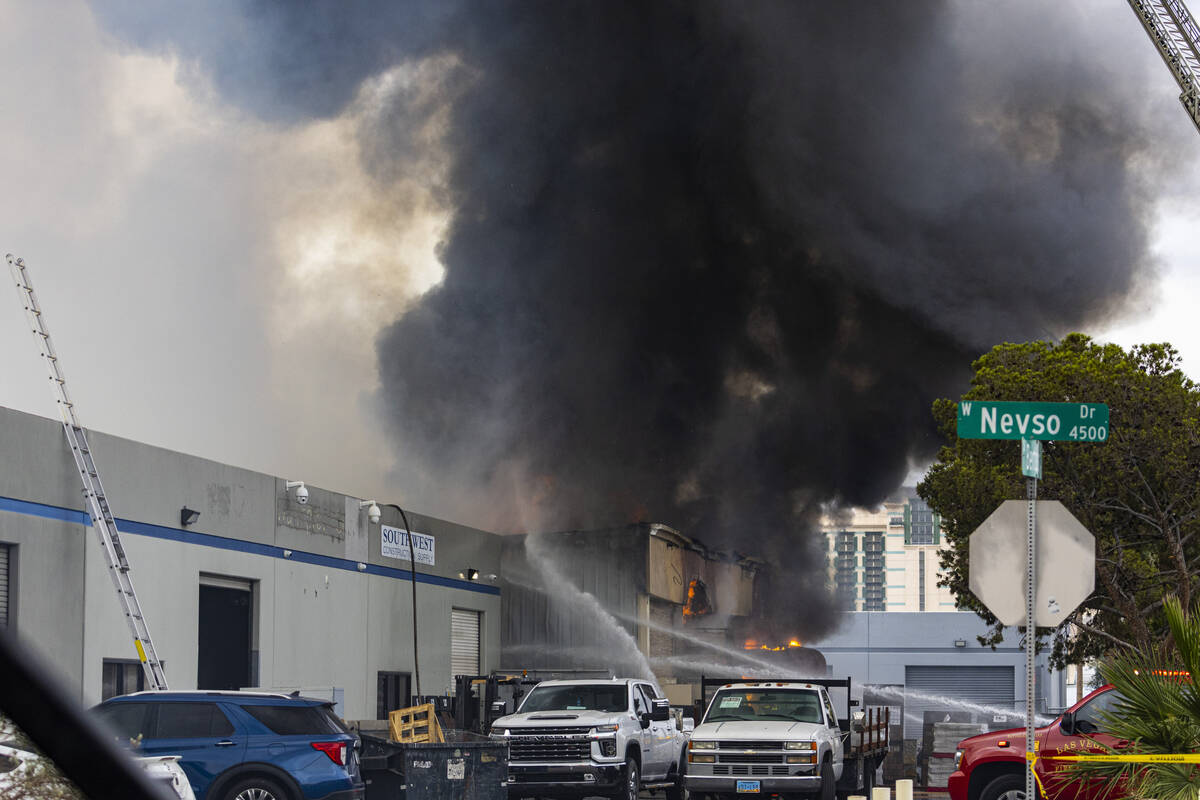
285, 480, 308, 505
954, 639, 967, 648
282, 550, 293, 558
459, 568, 479, 581
356, 562, 367, 571
180, 507, 200, 527
359, 500, 381, 525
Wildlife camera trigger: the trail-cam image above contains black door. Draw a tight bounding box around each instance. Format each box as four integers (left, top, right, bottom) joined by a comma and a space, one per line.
198, 584, 251, 689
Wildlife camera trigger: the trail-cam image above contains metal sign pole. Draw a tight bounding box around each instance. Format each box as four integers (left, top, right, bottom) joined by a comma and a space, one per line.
1025, 474, 1038, 800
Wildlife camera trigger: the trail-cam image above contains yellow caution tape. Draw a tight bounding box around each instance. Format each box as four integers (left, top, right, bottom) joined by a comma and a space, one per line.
135, 639, 147, 662
1046, 753, 1200, 764
1024, 748, 1200, 800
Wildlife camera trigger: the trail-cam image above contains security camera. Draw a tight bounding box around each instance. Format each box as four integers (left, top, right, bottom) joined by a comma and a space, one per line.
359, 500, 381, 525
286, 481, 308, 505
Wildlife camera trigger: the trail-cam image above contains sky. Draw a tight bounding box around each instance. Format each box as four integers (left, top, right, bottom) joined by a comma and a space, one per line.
1, 0, 1198, 539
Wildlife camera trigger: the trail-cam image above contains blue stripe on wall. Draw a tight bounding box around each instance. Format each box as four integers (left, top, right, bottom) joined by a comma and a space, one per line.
0, 495, 499, 595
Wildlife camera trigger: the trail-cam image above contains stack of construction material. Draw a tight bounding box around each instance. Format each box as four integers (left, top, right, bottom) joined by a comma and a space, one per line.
926, 722, 987, 789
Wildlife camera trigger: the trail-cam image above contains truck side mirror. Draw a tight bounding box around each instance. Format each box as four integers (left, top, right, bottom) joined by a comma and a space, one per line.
639, 713, 651, 730
651, 698, 671, 722
1060, 711, 1075, 735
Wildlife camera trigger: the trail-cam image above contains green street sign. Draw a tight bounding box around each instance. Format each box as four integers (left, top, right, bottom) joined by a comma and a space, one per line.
1021, 438, 1043, 478
957, 400, 1109, 441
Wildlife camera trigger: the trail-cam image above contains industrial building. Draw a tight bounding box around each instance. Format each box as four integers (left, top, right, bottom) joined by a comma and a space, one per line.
0, 404, 501, 720
498, 523, 825, 706
0, 399, 1074, 778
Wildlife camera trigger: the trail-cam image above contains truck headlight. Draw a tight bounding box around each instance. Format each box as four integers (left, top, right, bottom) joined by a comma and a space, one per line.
592, 725, 619, 734
689, 741, 716, 750
689, 754, 716, 764
954, 749, 963, 769
784, 741, 816, 751
786, 754, 818, 764
600, 740, 617, 757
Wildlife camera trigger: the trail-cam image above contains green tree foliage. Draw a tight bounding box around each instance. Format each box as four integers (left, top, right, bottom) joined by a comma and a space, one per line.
919, 334, 1200, 667
1063, 596, 1200, 800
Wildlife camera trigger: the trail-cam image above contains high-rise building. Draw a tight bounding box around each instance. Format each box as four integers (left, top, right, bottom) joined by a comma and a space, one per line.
821, 489, 958, 612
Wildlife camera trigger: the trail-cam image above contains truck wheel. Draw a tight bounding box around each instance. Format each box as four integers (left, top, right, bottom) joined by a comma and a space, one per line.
816, 759, 835, 800
665, 749, 686, 800
610, 756, 639, 800
979, 773, 1026, 800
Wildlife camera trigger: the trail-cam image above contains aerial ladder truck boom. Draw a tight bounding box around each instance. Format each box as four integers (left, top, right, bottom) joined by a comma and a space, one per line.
6, 254, 167, 691
1127, 0, 1200, 135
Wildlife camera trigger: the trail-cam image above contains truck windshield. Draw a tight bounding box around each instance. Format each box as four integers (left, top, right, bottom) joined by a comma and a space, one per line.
519, 684, 628, 713
705, 689, 824, 724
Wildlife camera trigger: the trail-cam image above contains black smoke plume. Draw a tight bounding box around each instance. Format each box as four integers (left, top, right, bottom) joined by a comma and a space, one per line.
94, 1, 1165, 639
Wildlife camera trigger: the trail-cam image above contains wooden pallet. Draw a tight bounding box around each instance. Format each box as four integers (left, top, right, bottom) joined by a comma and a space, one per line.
388, 703, 444, 743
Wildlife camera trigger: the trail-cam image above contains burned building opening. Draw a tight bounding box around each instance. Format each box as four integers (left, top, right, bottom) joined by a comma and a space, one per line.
198, 575, 254, 690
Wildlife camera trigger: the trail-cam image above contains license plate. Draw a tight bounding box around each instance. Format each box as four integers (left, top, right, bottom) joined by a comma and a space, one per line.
736, 780, 761, 793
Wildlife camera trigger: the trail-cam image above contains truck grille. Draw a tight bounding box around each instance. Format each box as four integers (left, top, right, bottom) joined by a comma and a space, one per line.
712, 765, 791, 776
510, 738, 592, 762
718, 753, 784, 764
718, 741, 784, 750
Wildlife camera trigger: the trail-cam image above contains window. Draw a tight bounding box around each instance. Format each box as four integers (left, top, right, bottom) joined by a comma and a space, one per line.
834, 532, 857, 609
92, 702, 152, 741
519, 684, 629, 713
102, 659, 148, 701
155, 703, 234, 738
821, 691, 839, 729
705, 689, 823, 724
906, 498, 938, 545
861, 532, 885, 611
243, 704, 347, 735
633, 686, 649, 716
1074, 690, 1124, 734
919, 550, 926, 611
0, 544, 11, 628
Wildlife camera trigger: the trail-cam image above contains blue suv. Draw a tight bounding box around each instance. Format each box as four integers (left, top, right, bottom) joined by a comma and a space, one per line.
92, 691, 364, 800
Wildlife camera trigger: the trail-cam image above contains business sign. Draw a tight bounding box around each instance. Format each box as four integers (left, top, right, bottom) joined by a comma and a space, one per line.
381, 524, 436, 565
957, 401, 1109, 441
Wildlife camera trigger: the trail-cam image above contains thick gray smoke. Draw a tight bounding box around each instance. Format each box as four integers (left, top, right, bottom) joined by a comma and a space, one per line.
93, 1, 1164, 638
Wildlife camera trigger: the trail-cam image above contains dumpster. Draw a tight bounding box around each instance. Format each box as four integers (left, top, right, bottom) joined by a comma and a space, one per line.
360, 731, 508, 800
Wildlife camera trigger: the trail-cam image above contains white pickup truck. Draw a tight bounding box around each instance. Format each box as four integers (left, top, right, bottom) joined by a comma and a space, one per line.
684, 679, 889, 800
491, 678, 689, 800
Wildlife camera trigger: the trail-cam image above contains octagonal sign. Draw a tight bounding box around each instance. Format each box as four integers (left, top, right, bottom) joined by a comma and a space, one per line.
969, 500, 1095, 627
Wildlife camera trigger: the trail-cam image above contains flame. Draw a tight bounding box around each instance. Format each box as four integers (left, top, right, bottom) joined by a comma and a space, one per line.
743, 638, 803, 651
683, 578, 712, 622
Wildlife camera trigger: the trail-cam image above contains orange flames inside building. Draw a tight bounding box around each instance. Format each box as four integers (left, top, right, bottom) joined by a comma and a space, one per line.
682, 578, 713, 623
743, 638, 803, 651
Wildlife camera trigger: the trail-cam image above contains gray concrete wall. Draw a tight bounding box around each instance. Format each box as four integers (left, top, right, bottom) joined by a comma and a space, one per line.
809, 611, 1068, 713
0, 405, 502, 720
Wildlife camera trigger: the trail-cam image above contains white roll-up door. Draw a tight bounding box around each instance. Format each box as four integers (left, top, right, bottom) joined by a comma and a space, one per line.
903, 665, 1015, 739
0, 545, 9, 628
451, 608, 481, 688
